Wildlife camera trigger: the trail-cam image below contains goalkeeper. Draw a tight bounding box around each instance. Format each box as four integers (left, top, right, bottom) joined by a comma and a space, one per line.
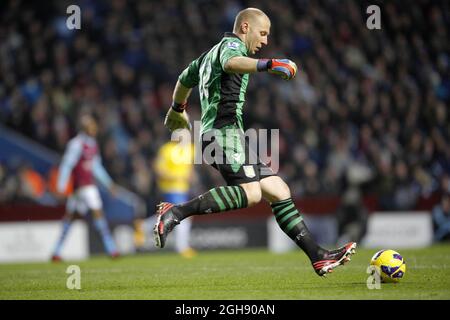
155, 7, 356, 276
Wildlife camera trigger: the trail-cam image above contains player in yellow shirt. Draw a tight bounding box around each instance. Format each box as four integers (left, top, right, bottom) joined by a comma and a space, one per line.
154, 129, 197, 258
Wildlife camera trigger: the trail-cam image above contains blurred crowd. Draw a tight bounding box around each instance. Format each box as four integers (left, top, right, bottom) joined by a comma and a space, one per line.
0, 0, 449, 212
0, 160, 58, 205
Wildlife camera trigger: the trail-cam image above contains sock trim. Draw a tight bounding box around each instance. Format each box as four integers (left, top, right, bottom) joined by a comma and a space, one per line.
275, 203, 295, 218
271, 198, 292, 208
219, 187, 235, 209
286, 216, 304, 233
227, 187, 239, 207
235, 186, 244, 207
235, 185, 248, 208
278, 210, 298, 225
210, 188, 226, 211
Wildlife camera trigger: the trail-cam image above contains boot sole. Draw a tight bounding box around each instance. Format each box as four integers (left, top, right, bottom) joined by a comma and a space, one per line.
319, 242, 357, 276
153, 203, 165, 248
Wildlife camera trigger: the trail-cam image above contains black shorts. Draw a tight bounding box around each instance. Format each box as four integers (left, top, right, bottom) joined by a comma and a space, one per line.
201, 124, 275, 186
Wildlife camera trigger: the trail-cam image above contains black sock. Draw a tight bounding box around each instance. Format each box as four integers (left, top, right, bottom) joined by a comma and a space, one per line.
271, 198, 325, 262
172, 186, 248, 221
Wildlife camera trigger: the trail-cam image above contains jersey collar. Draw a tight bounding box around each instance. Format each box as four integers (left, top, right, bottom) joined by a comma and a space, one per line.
224, 32, 241, 39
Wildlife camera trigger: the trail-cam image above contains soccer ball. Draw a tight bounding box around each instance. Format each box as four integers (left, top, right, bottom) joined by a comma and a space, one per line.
370, 249, 406, 283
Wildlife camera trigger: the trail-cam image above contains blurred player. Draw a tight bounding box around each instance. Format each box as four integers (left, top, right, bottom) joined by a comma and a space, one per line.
155, 8, 356, 276
51, 114, 119, 261
154, 128, 197, 258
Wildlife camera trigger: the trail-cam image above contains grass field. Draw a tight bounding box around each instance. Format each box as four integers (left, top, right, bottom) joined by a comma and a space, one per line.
1, 245, 449, 300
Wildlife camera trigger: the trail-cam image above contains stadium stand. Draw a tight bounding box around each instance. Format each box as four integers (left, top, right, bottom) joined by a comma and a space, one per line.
0, 0, 448, 214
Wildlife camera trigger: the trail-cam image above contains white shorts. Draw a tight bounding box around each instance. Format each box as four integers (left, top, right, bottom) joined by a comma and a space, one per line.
67, 185, 103, 215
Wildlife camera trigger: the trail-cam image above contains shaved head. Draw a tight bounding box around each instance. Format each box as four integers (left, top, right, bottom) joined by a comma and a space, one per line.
233, 8, 269, 33
232, 8, 271, 55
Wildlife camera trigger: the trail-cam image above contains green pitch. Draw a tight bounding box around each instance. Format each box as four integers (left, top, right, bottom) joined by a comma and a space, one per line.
1, 245, 449, 300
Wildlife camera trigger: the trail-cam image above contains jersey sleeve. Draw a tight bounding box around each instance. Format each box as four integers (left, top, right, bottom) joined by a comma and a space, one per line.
178, 57, 202, 88
219, 39, 247, 71
57, 139, 82, 193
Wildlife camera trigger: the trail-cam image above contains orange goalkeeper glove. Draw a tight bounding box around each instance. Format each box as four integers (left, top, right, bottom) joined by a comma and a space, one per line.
258, 59, 298, 80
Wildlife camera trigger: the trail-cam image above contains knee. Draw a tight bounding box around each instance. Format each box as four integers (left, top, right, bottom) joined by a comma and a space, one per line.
262, 176, 291, 203
275, 180, 291, 201
240, 182, 262, 207
247, 188, 262, 207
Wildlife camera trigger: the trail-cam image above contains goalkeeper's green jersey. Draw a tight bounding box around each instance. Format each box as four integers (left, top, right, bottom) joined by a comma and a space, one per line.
178, 33, 249, 135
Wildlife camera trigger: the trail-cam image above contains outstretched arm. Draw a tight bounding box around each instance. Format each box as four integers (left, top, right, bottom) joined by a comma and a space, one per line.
224, 56, 298, 80
224, 56, 258, 73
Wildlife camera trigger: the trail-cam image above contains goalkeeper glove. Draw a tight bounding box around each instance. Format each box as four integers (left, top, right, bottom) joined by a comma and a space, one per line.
164, 102, 192, 132
257, 59, 298, 80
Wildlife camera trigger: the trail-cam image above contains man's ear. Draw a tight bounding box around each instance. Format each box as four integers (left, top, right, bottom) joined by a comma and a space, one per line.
241, 22, 249, 34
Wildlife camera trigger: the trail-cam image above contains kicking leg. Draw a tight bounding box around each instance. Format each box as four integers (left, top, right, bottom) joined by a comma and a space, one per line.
154, 182, 262, 249
260, 176, 326, 261
261, 176, 356, 276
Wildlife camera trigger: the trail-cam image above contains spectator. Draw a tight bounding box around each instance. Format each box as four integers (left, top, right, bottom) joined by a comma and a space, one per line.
18, 162, 47, 201
336, 164, 372, 245
0, 0, 448, 211
0, 162, 21, 203
432, 193, 450, 242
